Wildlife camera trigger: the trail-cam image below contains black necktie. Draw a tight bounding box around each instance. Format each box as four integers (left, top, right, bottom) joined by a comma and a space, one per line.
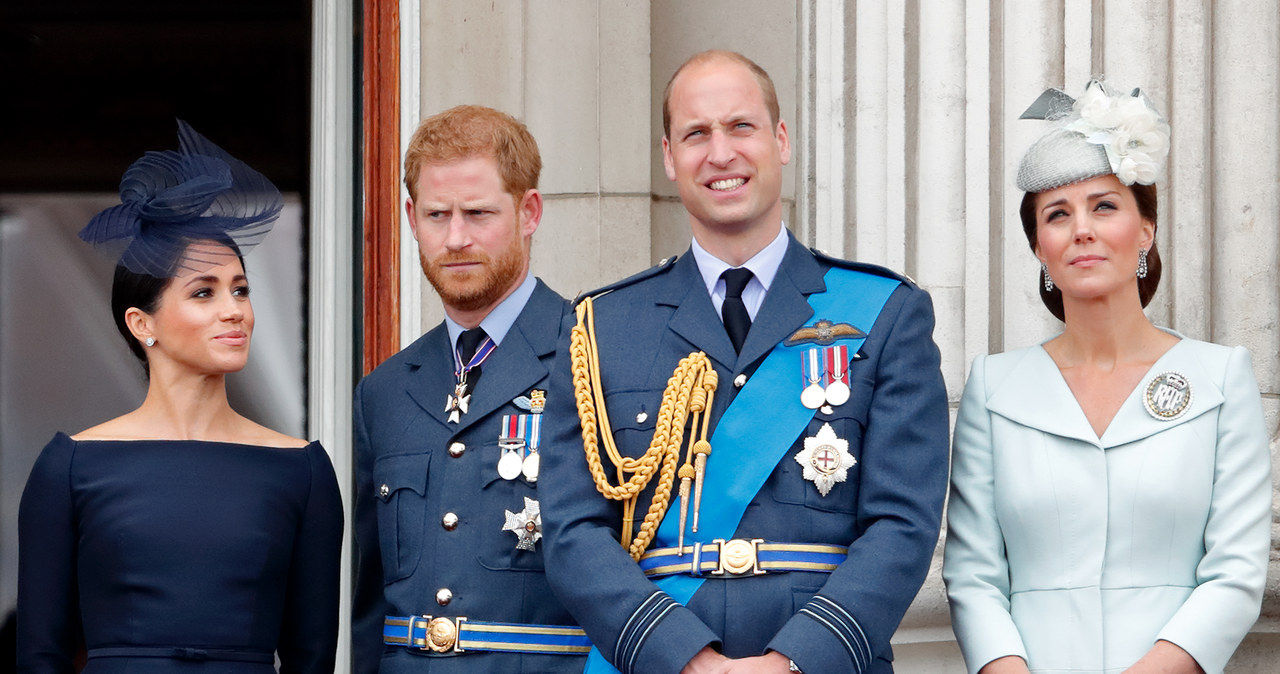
456, 327, 488, 390
720, 268, 753, 353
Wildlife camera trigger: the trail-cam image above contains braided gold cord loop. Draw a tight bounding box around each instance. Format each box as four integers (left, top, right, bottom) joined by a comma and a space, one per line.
572, 297, 718, 560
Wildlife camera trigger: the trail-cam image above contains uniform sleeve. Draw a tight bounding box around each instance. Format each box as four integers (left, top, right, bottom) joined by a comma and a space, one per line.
767, 285, 951, 674
17, 434, 80, 674
1155, 346, 1271, 673
540, 310, 720, 674
941, 355, 1029, 673
351, 379, 392, 674
277, 443, 344, 674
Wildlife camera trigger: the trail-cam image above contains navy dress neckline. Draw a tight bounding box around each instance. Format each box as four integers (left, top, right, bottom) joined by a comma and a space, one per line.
18, 432, 344, 673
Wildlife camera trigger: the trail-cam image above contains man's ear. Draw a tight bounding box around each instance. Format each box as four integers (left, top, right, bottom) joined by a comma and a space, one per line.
405, 197, 418, 236
518, 189, 543, 237
662, 135, 677, 182
775, 119, 791, 166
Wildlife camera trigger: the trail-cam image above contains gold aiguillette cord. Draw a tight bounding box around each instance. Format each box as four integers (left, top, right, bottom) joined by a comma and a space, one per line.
571, 297, 717, 560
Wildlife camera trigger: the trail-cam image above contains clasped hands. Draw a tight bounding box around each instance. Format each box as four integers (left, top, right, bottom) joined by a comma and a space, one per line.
681, 646, 793, 673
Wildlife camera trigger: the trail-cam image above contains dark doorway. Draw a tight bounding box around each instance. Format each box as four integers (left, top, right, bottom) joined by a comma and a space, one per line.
0, 0, 311, 193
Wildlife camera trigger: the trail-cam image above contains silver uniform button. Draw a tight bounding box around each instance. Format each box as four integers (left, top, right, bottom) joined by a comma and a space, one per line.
378, 484, 390, 498
448, 442, 466, 458
442, 512, 458, 530
636, 411, 648, 423
436, 588, 453, 606
733, 373, 747, 388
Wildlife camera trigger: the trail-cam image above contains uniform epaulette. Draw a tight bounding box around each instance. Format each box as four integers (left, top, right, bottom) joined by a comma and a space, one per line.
572, 254, 680, 306
809, 247, 919, 287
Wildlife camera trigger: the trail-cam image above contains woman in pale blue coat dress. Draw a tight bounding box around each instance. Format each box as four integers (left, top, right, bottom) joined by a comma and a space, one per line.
943, 81, 1271, 674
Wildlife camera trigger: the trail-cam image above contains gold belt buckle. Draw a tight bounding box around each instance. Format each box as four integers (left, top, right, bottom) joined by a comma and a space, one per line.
711, 538, 766, 576
412, 615, 468, 653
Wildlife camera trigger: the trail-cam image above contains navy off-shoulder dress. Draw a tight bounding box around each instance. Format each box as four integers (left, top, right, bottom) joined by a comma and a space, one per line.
17, 433, 344, 673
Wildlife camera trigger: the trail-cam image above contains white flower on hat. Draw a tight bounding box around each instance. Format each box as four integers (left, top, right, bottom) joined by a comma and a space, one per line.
1063, 81, 1169, 186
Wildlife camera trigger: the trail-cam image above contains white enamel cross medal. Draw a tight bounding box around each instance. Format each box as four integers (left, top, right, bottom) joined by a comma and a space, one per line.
503, 496, 542, 551
795, 423, 856, 496
444, 378, 470, 424
447, 333, 496, 424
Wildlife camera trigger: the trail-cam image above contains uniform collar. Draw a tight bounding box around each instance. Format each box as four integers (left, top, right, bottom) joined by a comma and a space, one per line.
986, 337, 1226, 448
444, 271, 536, 360
689, 222, 788, 296
657, 233, 824, 370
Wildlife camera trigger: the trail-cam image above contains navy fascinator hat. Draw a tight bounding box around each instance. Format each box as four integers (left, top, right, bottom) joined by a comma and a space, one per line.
79, 120, 283, 277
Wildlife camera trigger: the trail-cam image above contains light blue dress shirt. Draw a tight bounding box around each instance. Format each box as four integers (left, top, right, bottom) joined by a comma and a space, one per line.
690, 223, 789, 322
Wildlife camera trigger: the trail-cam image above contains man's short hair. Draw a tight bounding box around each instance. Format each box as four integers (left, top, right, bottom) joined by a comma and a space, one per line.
661, 50, 781, 139
403, 105, 541, 202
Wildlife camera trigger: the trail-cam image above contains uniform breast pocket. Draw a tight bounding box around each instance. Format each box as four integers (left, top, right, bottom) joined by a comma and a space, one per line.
602, 390, 660, 459
373, 452, 430, 582
772, 376, 874, 514
476, 466, 548, 573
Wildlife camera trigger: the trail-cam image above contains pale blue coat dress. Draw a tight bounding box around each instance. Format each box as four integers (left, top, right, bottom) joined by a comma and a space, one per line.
943, 337, 1271, 674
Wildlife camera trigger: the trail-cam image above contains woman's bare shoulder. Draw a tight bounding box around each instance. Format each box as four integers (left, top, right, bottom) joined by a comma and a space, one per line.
237, 419, 311, 449
70, 414, 147, 441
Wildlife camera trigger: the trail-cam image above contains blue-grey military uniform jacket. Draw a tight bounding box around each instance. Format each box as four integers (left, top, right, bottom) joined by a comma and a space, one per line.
540, 235, 950, 674
353, 280, 584, 673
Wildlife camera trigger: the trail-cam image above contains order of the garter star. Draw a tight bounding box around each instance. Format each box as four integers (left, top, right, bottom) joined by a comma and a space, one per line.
795, 422, 857, 497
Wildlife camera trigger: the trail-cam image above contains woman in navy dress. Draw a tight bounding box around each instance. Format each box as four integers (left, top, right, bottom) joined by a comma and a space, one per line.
17, 122, 343, 673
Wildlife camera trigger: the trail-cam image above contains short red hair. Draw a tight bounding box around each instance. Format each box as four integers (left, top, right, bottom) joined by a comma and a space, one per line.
403, 105, 541, 203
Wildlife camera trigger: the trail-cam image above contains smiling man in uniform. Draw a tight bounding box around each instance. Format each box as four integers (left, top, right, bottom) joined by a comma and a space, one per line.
540, 51, 949, 674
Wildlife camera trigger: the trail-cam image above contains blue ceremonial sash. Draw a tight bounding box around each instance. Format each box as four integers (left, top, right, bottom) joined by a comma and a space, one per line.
584, 267, 901, 673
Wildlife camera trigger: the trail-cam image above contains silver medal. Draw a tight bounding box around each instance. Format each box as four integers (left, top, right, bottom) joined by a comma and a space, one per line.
498, 448, 524, 481
801, 384, 826, 410
522, 451, 540, 482
825, 380, 850, 407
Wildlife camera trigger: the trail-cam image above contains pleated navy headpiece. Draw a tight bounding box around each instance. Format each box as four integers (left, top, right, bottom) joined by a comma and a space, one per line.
79, 120, 283, 277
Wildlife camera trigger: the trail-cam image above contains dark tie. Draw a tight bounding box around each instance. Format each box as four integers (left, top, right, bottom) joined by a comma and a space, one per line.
456, 327, 488, 390
720, 268, 753, 353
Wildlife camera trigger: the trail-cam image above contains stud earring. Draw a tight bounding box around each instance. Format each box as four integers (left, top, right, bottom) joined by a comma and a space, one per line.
1042, 263, 1054, 292
145, 337, 156, 347
1137, 248, 1149, 279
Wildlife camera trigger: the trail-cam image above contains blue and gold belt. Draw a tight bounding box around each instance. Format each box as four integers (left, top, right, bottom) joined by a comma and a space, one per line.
384, 615, 591, 655
638, 539, 848, 578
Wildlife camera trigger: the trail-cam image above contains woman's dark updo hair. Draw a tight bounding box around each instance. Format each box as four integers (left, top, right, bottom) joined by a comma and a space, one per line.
1019, 181, 1162, 322
110, 239, 246, 374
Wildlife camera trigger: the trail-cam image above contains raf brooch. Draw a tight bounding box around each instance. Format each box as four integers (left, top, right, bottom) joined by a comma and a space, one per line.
513, 389, 547, 414
503, 496, 543, 551
795, 423, 856, 497
1143, 371, 1192, 421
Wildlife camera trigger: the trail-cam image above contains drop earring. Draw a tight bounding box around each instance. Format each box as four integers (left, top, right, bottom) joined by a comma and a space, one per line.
1042, 262, 1054, 291
1137, 248, 1149, 278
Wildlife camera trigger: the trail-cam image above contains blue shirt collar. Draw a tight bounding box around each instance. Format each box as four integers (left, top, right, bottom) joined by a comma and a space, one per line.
690, 223, 789, 296
444, 272, 536, 358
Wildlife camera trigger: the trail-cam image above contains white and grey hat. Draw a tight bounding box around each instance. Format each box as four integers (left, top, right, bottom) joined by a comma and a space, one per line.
1016, 80, 1170, 193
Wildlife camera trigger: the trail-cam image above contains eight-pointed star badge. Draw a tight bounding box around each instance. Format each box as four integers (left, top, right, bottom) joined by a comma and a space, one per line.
503, 496, 542, 551
795, 422, 856, 497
